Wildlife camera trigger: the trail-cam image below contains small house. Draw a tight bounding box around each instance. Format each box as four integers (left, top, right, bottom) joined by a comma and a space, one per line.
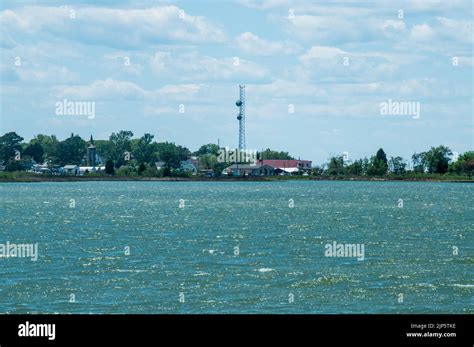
63, 165, 79, 175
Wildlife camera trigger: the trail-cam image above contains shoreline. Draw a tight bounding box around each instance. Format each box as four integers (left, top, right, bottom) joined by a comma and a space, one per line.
0, 175, 472, 183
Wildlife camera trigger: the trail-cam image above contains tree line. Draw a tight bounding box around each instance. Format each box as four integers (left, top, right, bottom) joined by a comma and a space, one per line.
319, 147, 473, 178
0, 131, 294, 177
0, 131, 472, 178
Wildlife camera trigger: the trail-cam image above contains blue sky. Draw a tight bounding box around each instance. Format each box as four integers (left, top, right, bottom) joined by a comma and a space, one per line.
1, 0, 472, 164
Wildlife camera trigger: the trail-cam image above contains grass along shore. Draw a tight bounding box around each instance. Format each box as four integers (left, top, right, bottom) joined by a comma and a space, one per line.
0, 171, 472, 183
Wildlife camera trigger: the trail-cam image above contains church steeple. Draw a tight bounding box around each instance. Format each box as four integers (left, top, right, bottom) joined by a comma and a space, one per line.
87, 134, 96, 167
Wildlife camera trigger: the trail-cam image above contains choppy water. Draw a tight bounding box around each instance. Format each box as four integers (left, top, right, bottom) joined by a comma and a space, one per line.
0, 181, 472, 313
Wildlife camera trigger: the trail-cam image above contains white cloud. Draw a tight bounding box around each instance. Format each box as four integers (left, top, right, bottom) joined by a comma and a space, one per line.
296, 45, 400, 82
381, 20, 406, 33
157, 84, 203, 97
150, 52, 171, 73
18, 65, 77, 83
407, 17, 473, 50
149, 51, 269, 81
299, 46, 347, 63
410, 23, 436, 41
53, 78, 204, 101
436, 17, 473, 44
54, 78, 147, 100
456, 56, 474, 66
238, 0, 290, 10
236, 32, 299, 55
0, 6, 226, 49
284, 15, 357, 42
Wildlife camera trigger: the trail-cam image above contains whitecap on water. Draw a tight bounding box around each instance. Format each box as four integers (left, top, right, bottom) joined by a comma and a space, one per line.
194, 271, 210, 277
452, 284, 474, 288
257, 268, 274, 273
115, 269, 146, 273
417, 283, 437, 289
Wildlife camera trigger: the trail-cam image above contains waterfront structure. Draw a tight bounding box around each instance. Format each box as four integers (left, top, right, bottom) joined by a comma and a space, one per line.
224, 159, 312, 176
258, 159, 312, 174
86, 135, 96, 167
78, 166, 105, 175
180, 159, 197, 175
225, 163, 275, 176
63, 165, 79, 175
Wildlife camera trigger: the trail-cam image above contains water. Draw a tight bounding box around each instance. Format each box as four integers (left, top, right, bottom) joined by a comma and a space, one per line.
0, 181, 472, 313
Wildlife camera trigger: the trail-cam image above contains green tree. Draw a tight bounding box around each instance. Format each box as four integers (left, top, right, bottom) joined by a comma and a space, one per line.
388, 156, 406, 175
311, 166, 325, 176
23, 142, 44, 163
412, 152, 426, 173
258, 148, 294, 160
163, 166, 171, 177
346, 159, 364, 176
367, 157, 387, 176
0, 132, 24, 162
327, 155, 345, 176
110, 130, 134, 167
156, 142, 190, 169
423, 145, 452, 174
138, 162, 146, 175
141, 163, 162, 177
57, 133, 86, 166
449, 151, 474, 177
95, 140, 114, 163
211, 162, 228, 176
367, 149, 388, 176
30, 134, 60, 164
376, 148, 388, 166
198, 154, 218, 170
132, 133, 158, 164
105, 159, 115, 175
194, 144, 219, 156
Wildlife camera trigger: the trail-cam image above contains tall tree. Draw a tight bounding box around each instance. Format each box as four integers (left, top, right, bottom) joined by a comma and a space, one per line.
375, 148, 388, 165
388, 156, 406, 175
30, 134, 60, 164
327, 155, 345, 175
23, 142, 44, 163
412, 152, 426, 173
367, 149, 388, 176
193, 144, 220, 156
156, 142, 185, 169
132, 133, 158, 164
95, 140, 114, 163
0, 132, 24, 162
105, 159, 115, 175
57, 133, 86, 166
423, 145, 452, 174
449, 151, 474, 177
109, 130, 134, 167
346, 159, 364, 176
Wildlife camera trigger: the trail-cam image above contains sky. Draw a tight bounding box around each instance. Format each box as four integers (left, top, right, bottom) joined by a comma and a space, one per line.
0, 0, 473, 164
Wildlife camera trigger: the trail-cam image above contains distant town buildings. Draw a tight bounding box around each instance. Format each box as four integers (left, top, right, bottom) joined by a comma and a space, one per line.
224, 159, 312, 176
225, 163, 275, 176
